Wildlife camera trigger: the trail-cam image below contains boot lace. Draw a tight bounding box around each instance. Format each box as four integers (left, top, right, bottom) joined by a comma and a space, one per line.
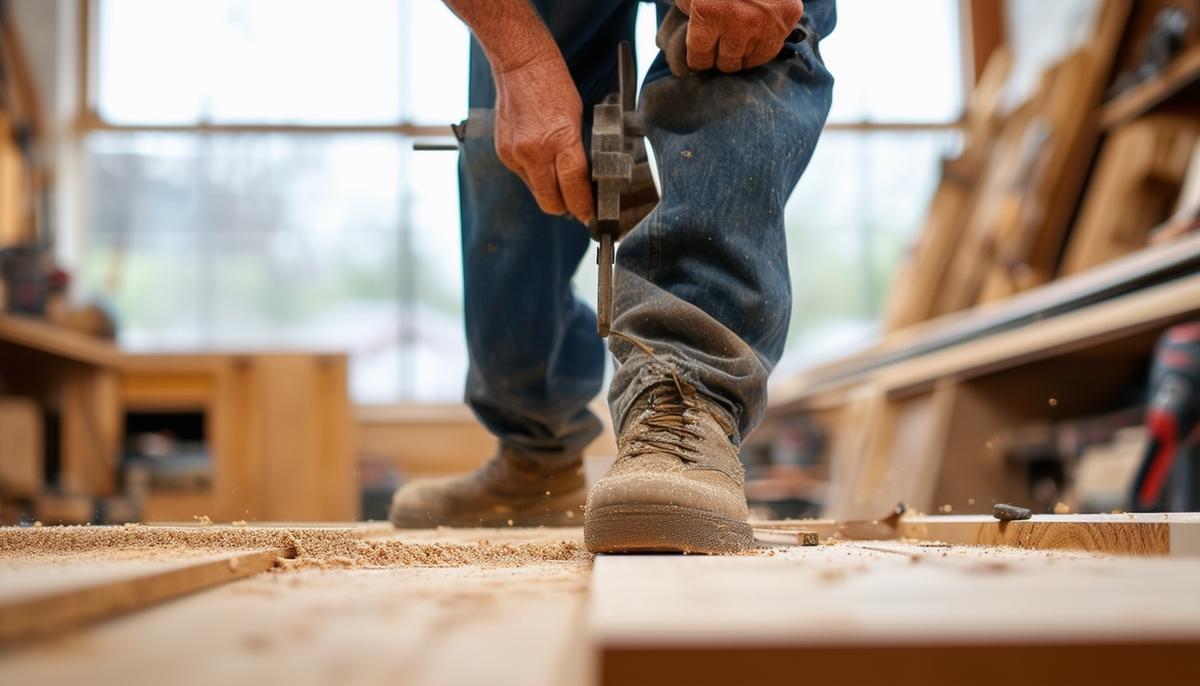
609, 330, 712, 464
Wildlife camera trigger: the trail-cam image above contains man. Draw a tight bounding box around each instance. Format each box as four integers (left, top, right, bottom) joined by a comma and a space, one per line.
389, 0, 834, 554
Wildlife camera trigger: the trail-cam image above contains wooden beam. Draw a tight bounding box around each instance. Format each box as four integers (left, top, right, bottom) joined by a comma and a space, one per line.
0, 547, 285, 642
898, 513, 1200, 557
1100, 45, 1200, 130
776, 271, 1200, 409
773, 231, 1200, 411
0, 313, 120, 367
962, 0, 1006, 88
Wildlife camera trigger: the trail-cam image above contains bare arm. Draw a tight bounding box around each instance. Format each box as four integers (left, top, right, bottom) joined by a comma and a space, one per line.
442, 0, 594, 224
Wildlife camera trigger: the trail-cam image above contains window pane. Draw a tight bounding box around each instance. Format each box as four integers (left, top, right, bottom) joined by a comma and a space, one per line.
97, 0, 407, 124
822, 0, 963, 123
401, 2, 470, 124
83, 132, 467, 403
778, 130, 959, 374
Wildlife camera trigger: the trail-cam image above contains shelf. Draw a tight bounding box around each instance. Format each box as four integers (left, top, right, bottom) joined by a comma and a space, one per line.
771, 235, 1200, 411
773, 233, 1200, 408
1099, 46, 1200, 130
0, 312, 120, 367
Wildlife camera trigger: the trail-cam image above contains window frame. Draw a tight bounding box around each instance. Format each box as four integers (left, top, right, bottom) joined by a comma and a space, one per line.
77, 0, 990, 137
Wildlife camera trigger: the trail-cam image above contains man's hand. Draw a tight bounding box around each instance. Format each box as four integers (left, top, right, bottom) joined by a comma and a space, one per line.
494, 54, 594, 224
676, 0, 804, 74
441, 0, 594, 223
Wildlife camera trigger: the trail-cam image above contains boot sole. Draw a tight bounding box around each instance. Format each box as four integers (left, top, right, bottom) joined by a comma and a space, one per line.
390, 489, 586, 529
584, 503, 754, 554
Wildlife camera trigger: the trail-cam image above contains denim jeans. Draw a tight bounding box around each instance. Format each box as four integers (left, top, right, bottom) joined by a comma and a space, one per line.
458, 0, 835, 464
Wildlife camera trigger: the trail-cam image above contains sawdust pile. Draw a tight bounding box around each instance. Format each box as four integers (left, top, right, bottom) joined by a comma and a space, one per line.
0, 524, 590, 569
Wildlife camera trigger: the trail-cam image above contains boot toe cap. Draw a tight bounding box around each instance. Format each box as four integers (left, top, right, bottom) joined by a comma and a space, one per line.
585, 469, 748, 521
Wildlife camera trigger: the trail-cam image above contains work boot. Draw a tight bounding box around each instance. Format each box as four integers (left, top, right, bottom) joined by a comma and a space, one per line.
389, 448, 586, 528
585, 381, 754, 553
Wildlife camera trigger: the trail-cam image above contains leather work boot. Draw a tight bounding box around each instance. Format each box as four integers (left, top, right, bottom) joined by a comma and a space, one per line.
389, 448, 586, 528
584, 381, 754, 553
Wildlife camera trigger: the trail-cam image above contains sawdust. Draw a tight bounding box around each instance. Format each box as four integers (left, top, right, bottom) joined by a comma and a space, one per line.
0, 524, 591, 570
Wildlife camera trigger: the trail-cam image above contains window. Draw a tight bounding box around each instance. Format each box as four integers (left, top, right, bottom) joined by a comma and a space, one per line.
85, 0, 470, 403
83, 0, 964, 401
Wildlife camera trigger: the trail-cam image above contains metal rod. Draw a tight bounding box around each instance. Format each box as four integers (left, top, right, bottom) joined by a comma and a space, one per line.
597, 234, 614, 337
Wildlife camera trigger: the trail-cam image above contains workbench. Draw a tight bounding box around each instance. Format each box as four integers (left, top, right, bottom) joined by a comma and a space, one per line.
2, 515, 1199, 686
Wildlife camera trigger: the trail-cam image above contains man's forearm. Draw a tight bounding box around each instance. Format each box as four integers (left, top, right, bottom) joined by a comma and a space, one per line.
442, 0, 559, 74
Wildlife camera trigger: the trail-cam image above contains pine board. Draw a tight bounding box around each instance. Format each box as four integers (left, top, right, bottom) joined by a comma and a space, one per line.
897, 513, 1200, 557
592, 541, 1200, 685
0, 555, 592, 686
0, 548, 284, 642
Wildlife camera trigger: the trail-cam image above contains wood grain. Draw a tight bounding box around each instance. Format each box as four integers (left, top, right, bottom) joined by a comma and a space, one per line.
897, 513, 1200, 556
0, 547, 285, 643
0, 396, 41, 497
592, 541, 1200, 685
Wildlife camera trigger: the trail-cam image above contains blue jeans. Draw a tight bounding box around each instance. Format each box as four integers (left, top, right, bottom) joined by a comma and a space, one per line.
459, 0, 835, 464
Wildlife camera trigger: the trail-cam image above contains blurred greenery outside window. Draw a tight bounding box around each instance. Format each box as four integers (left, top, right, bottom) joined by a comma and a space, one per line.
84, 0, 963, 402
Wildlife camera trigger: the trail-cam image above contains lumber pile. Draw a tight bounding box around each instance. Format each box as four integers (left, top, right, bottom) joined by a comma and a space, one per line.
884, 0, 1200, 330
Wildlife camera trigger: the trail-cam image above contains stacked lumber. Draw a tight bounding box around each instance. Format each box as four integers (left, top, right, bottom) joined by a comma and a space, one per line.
885, 0, 1200, 331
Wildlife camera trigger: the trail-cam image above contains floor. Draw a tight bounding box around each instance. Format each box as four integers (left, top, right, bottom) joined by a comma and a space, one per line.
2, 524, 1200, 686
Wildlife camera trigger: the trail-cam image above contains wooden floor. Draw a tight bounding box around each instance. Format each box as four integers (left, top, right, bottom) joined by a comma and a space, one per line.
2, 521, 1200, 686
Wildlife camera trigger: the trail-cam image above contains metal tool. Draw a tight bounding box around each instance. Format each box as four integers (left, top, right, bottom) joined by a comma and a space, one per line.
588, 41, 646, 337
414, 44, 653, 337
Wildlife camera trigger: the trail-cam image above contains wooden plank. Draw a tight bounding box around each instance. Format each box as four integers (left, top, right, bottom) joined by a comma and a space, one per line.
1062, 116, 1200, 274
897, 513, 1200, 557
0, 396, 41, 497
773, 230, 1200, 412
58, 366, 121, 497
2, 563, 591, 686
252, 356, 356, 521
0, 547, 285, 642
0, 528, 590, 685
592, 542, 1200, 686
0, 114, 22, 247
878, 273, 1200, 395
0, 313, 120, 367
1100, 45, 1200, 130
977, 0, 1131, 300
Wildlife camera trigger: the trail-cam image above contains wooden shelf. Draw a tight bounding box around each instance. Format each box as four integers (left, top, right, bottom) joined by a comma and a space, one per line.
1099, 46, 1200, 130
772, 234, 1200, 410
0, 313, 120, 367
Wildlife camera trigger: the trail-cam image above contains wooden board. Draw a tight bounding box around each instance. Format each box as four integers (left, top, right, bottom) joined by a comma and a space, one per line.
1062, 115, 1200, 274
0, 523, 404, 641
0, 313, 120, 367
0, 396, 41, 497
592, 541, 1200, 686
0, 547, 285, 642
0, 528, 592, 686
1100, 44, 1200, 129
773, 230, 1200, 412
898, 513, 1200, 557
877, 272, 1200, 396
